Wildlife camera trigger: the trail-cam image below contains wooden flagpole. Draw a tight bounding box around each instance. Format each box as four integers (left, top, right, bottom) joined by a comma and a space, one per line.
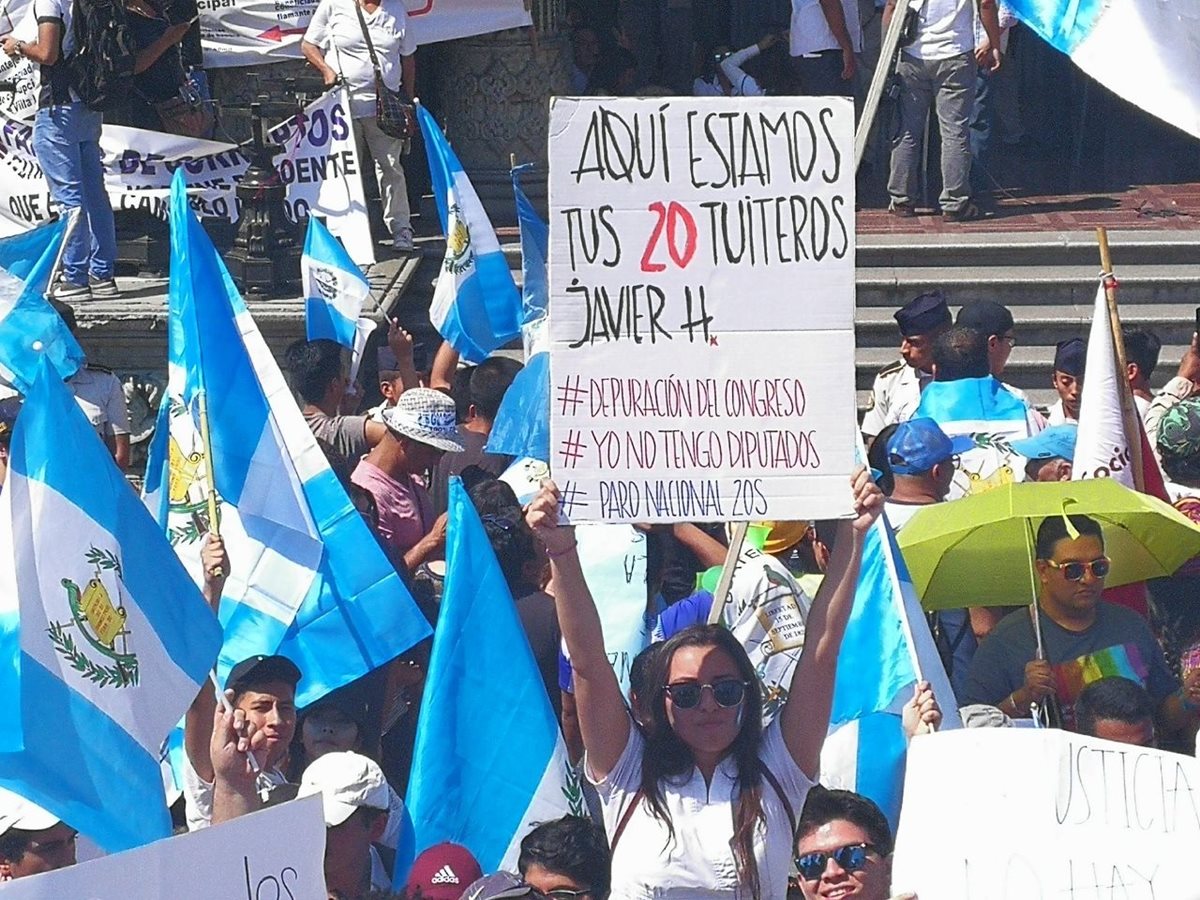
1095, 227, 1145, 490
197, 390, 224, 577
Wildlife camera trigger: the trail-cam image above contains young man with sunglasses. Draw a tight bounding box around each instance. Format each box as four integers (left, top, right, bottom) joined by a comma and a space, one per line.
963, 515, 1198, 739
517, 815, 610, 900
794, 788, 895, 900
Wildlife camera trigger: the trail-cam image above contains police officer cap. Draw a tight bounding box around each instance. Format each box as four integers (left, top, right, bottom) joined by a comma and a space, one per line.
1054, 338, 1086, 377
894, 291, 952, 337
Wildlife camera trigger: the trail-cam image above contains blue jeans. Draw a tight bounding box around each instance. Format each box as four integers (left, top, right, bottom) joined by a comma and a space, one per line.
33, 102, 116, 285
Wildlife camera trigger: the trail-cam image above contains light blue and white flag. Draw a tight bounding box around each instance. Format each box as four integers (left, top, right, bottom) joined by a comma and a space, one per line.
914, 376, 1037, 499
0, 357, 221, 853
417, 105, 521, 363
511, 163, 548, 330
1007, 0, 1200, 140
487, 170, 550, 462
0, 217, 84, 393
144, 172, 430, 705
820, 512, 960, 830
303, 216, 373, 350
400, 478, 581, 883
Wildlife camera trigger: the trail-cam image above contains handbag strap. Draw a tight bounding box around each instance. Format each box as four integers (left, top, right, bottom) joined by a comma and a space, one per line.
352, 0, 386, 82
609, 788, 643, 854
760, 766, 797, 839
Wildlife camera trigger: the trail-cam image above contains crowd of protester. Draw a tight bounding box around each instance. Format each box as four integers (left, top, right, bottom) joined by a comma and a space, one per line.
5, 281, 1200, 899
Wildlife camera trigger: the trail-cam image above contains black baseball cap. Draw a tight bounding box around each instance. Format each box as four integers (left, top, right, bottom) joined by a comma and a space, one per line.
225, 655, 302, 693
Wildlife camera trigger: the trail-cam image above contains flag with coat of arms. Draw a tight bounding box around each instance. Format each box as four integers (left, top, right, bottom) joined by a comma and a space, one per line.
143, 172, 430, 705
0, 356, 222, 853
417, 104, 522, 363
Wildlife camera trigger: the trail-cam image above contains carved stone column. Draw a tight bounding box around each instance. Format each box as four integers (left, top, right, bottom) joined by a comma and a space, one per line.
436, 5, 570, 223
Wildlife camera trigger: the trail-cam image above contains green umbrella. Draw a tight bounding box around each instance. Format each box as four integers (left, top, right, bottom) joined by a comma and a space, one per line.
896, 479, 1200, 611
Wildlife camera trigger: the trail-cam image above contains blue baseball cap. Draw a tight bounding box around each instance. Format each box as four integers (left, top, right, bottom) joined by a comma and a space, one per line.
886, 418, 975, 475
1011, 424, 1077, 462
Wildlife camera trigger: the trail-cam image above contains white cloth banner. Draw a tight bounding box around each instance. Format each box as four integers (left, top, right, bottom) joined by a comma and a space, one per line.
0, 795, 327, 899
891, 729, 1200, 899
0, 88, 375, 265
200, 0, 532, 68
547, 96, 858, 524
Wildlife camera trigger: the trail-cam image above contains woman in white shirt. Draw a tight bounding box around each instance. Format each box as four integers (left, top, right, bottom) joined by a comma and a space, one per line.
526, 469, 883, 899
301, 0, 417, 252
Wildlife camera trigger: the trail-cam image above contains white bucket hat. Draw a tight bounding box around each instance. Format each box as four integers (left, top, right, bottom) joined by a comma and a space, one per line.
381, 388, 465, 454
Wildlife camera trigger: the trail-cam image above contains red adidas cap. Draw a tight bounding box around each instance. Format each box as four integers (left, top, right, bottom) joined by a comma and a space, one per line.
406, 842, 485, 900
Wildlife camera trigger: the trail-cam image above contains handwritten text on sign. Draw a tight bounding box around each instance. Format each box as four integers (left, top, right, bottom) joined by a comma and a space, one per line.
891, 729, 1200, 899
548, 97, 856, 524
0, 795, 327, 899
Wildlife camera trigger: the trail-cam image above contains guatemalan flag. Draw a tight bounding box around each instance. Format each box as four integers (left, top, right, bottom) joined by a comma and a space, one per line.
1008, 0, 1200, 140
302, 215, 372, 350
488, 168, 550, 463
819, 512, 959, 830
399, 479, 581, 884
417, 105, 522, 363
914, 376, 1038, 500
144, 172, 430, 705
0, 216, 84, 393
0, 357, 221, 853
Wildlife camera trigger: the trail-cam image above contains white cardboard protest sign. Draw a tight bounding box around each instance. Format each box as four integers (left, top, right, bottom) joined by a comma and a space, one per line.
200, 0, 532, 68
547, 97, 857, 524
891, 729, 1200, 899
0, 88, 375, 265
0, 795, 327, 899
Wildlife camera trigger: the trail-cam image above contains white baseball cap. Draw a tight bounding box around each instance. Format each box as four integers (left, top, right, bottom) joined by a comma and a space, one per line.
0, 787, 59, 836
297, 752, 390, 827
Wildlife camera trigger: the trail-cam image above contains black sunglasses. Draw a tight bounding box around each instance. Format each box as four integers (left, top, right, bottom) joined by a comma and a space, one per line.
662, 679, 748, 709
1044, 557, 1110, 582
795, 843, 876, 881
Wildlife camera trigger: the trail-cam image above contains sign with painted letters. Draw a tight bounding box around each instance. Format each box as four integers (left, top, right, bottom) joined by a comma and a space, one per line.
0, 795, 327, 899
891, 729, 1200, 899
0, 88, 374, 265
547, 96, 857, 524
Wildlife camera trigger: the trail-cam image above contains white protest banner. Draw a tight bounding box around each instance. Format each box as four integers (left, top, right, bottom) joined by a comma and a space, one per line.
0, 87, 375, 264
891, 729, 1200, 899
200, 0, 532, 68
0, 0, 38, 121
0, 795, 327, 899
547, 97, 857, 524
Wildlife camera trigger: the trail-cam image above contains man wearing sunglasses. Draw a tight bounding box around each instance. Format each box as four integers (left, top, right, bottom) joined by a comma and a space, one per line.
517, 815, 610, 900
964, 515, 1198, 740
794, 787, 895, 900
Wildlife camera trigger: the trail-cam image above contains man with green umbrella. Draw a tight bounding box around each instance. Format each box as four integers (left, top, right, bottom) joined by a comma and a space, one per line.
963, 514, 1200, 741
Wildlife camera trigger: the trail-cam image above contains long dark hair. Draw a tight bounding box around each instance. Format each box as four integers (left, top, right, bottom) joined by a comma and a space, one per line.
640, 624, 766, 898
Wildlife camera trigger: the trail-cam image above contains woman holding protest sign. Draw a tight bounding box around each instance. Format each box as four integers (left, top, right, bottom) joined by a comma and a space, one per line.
526, 469, 883, 899
300, 0, 417, 253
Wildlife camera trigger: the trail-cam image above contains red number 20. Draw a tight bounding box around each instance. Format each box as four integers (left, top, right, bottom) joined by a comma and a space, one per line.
640, 201, 697, 273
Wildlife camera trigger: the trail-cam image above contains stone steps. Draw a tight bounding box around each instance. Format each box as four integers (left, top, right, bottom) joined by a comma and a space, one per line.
499, 228, 1199, 416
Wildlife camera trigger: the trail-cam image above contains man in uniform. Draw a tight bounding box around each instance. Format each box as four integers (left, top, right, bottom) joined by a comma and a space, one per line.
1048, 338, 1085, 425
51, 301, 130, 470
862, 291, 952, 444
